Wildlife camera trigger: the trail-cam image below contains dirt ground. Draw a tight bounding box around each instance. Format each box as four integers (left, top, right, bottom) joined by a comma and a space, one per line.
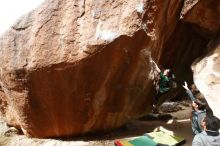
90, 101, 193, 146
0, 101, 194, 146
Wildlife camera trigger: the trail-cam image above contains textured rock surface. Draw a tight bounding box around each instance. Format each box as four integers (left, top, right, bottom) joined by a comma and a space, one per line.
192, 38, 220, 119
0, 0, 159, 137
182, 0, 220, 119
0, 0, 211, 138
181, 0, 220, 38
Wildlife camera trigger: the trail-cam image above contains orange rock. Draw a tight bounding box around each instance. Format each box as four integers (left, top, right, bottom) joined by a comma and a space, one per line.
0, 0, 214, 138
181, 0, 220, 38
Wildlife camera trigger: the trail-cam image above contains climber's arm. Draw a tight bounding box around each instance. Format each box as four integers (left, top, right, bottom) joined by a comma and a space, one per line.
151, 60, 161, 73
182, 81, 196, 101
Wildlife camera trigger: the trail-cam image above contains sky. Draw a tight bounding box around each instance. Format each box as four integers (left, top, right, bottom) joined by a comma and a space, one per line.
0, 0, 45, 35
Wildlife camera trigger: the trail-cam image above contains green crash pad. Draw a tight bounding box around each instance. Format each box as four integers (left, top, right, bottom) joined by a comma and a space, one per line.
129, 136, 157, 146
114, 127, 185, 146
145, 130, 185, 145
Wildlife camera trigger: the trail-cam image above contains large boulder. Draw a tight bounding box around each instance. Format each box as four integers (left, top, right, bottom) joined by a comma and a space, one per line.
181, 0, 220, 119
192, 38, 220, 119
0, 0, 178, 138
0, 0, 209, 137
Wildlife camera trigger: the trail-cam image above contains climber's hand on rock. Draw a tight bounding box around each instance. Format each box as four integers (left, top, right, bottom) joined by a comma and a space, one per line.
182, 81, 189, 90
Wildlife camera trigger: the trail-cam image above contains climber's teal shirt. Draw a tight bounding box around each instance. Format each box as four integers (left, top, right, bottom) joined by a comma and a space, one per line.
159, 72, 170, 93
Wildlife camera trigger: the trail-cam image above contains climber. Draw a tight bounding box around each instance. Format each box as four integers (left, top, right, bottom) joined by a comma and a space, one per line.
192, 115, 220, 146
151, 60, 175, 112
182, 81, 206, 135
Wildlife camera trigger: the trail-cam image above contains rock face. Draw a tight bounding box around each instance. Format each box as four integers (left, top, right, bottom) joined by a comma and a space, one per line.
0, 0, 213, 137
0, 0, 175, 137
181, 0, 220, 38
181, 0, 220, 119
192, 38, 220, 119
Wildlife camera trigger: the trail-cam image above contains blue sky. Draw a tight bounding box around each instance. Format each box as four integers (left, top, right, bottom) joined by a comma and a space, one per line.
0, 0, 44, 35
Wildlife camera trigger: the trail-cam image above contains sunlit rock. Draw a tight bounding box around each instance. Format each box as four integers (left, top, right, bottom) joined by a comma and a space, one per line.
192, 38, 220, 119
0, 0, 211, 138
